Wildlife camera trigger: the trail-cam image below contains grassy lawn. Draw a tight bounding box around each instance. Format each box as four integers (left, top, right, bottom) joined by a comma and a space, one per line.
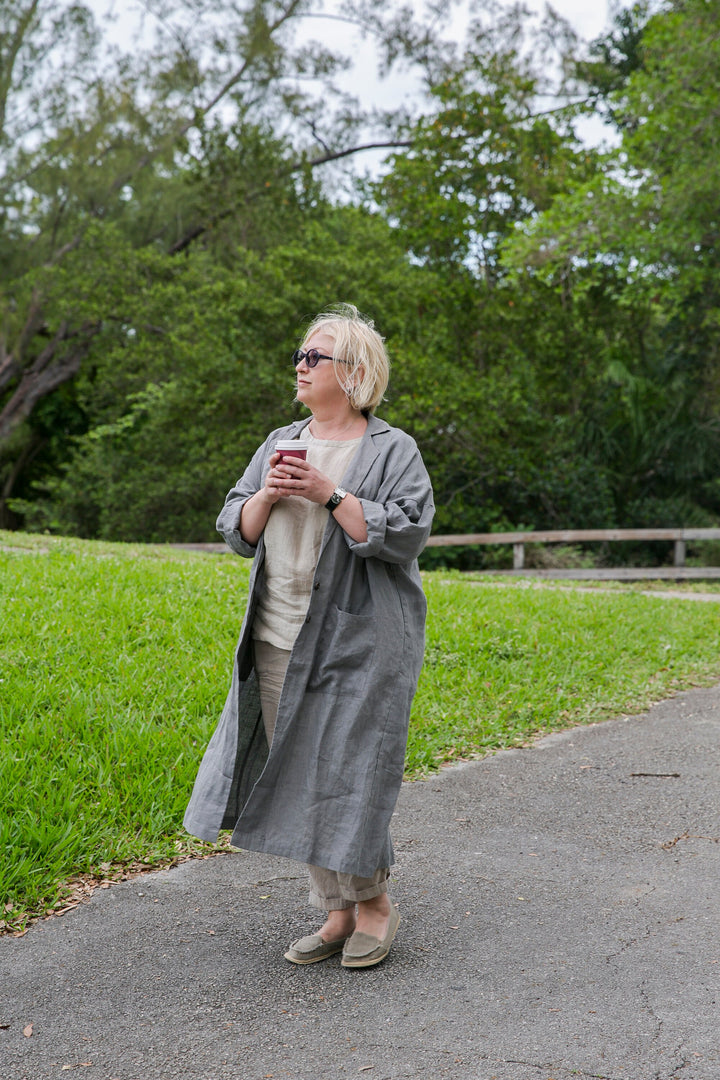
416, 573, 720, 773
3, 531, 720, 932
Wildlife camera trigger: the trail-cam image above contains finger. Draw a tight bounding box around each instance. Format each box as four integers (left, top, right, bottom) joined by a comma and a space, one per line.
278, 459, 309, 476
272, 466, 295, 481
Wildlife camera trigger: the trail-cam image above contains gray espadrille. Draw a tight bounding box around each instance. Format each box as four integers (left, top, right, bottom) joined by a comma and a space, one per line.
284, 934, 348, 965
341, 904, 400, 968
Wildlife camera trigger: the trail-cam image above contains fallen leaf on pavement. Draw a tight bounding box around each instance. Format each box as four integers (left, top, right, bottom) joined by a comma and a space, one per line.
23, 1023, 33, 1037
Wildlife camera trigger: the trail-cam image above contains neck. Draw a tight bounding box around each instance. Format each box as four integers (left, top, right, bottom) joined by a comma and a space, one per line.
309, 408, 367, 441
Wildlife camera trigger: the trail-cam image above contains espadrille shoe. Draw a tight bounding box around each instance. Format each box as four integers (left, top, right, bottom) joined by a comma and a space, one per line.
341, 904, 400, 969
284, 934, 348, 965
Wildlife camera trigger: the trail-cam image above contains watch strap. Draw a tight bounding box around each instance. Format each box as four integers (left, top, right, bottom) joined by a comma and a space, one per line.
325, 487, 347, 512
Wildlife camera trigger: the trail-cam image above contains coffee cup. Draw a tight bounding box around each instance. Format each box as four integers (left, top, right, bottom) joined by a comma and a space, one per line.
275, 440, 309, 461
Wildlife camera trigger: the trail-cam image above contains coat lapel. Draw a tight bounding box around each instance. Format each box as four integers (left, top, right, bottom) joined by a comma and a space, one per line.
286, 413, 388, 500
339, 413, 388, 493
310, 414, 387, 560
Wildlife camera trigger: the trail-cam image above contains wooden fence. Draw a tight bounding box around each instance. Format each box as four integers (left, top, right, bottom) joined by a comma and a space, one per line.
175, 527, 720, 580
423, 527, 720, 580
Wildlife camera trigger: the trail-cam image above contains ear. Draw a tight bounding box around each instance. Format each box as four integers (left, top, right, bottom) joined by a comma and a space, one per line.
347, 364, 364, 390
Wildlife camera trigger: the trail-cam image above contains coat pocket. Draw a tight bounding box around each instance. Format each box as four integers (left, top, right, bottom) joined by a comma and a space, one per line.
307, 606, 376, 695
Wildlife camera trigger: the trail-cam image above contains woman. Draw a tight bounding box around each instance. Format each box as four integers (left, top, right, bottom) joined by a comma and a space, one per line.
184, 304, 434, 968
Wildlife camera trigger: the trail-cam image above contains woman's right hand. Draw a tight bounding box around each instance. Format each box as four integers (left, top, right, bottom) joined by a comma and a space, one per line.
259, 452, 284, 505
239, 453, 282, 544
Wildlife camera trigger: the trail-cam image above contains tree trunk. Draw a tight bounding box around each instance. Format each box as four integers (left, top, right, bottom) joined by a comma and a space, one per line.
0, 321, 99, 443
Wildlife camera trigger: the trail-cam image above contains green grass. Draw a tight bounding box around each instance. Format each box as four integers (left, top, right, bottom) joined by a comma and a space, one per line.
1, 533, 246, 931
2, 532, 720, 932
413, 572, 720, 774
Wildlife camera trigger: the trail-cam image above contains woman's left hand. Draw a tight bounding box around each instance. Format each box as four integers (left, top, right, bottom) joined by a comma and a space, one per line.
272, 457, 335, 506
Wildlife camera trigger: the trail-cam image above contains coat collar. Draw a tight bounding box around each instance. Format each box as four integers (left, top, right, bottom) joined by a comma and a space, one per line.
284, 413, 391, 493
285, 413, 390, 438
340, 413, 389, 492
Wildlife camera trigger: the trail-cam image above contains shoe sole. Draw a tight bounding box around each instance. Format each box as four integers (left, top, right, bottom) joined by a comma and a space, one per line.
284, 942, 345, 965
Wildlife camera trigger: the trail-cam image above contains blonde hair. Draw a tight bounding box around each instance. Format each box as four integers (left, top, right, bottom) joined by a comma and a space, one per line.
301, 304, 389, 414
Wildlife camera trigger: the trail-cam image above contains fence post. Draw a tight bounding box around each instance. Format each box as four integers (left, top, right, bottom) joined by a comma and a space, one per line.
674, 540, 686, 567
513, 542, 525, 570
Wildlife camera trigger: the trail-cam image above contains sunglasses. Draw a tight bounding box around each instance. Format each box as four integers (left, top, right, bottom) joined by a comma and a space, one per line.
292, 348, 335, 368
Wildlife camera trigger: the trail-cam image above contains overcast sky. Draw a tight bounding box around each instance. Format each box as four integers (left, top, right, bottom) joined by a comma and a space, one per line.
85, 1, 617, 84
83, 0, 621, 156
87, 0, 614, 40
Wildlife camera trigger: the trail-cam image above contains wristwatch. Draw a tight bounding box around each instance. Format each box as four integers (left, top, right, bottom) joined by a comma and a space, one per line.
325, 486, 348, 513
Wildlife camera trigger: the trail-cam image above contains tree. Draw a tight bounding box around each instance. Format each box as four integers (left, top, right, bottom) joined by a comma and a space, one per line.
502, 0, 720, 529
374, 4, 593, 279
12, 207, 442, 541
364, 5, 615, 546
0, 0, 455, 526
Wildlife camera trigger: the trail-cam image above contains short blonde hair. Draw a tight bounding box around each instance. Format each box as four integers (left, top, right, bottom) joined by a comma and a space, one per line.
301, 304, 389, 414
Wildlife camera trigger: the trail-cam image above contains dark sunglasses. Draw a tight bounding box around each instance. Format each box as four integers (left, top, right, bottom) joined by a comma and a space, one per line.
292, 348, 335, 368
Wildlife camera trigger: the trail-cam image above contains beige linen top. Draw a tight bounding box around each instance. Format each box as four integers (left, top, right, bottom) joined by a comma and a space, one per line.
252, 429, 362, 649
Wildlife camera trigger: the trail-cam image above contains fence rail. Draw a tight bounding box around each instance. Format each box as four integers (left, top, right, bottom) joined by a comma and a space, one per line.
173, 527, 720, 580
423, 527, 720, 580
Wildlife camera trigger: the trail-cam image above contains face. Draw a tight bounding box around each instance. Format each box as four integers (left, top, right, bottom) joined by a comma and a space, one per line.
294, 331, 351, 414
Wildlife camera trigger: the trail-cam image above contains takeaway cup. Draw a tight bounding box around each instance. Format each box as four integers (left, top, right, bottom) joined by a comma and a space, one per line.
275, 440, 309, 461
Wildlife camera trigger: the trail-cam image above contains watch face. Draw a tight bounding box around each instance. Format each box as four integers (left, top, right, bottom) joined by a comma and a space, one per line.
327, 487, 346, 511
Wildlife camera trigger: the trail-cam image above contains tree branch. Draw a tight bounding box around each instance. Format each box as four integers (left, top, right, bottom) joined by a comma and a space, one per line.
0, 288, 45, 392
166, 138, 412, 254
0, 320, 100, 441
0, 0, 41, 144
302, 139, 413, 168
107, 0, 307, 199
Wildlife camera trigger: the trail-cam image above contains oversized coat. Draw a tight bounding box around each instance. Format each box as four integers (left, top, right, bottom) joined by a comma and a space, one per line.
183, 413, 435, 876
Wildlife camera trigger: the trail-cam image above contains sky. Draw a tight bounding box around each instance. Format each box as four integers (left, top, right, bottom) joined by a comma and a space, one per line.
82, 0, 622, 157
85, 1, 618, 90
87, 0, 615, 47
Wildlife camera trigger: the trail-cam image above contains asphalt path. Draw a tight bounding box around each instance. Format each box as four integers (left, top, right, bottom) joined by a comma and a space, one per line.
2, 684, 720, 1080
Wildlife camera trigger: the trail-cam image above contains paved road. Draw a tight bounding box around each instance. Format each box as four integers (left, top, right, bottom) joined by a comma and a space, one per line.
2, 685, 720, 1080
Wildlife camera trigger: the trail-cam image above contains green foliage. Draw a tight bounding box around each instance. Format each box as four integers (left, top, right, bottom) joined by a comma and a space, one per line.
374, 15, 593, 277
13, 208, 446, 541
1, 0, 438, 525
3, 0, 720, 547
501, 0, 720, 534
577, 1, 649, 122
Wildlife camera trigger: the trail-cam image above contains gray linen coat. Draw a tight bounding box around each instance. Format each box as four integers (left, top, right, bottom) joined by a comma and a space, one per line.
183, 413, 434, 876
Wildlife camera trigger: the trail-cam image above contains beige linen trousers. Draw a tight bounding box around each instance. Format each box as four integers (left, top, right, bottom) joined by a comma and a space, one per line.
252, 638, 389, 910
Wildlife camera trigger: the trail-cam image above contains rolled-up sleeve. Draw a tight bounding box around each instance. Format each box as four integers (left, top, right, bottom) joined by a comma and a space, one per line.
216, 439, 271, 557
345, 437, 434, 564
